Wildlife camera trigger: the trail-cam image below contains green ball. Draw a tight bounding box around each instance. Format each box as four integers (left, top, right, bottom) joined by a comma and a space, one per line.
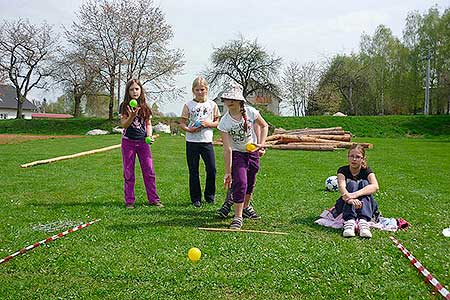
129, 99, 138, 108
145, 136, 153, 144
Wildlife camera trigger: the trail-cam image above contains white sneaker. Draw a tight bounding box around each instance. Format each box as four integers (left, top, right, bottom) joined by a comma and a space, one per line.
343, 219, 356, 237
359, 219, 372, 238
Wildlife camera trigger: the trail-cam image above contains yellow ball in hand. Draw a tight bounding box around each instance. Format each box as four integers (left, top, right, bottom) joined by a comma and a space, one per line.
188, 247, 201, 261
246, 143, 257, 152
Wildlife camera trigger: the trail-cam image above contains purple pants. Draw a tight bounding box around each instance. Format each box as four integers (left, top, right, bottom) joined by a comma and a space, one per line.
121, 138, 160, 205
231, 151, 260, 203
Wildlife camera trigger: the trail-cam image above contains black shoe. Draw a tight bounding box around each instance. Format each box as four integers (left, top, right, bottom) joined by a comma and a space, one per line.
230, 217, 243, 230
217, 201, 232, 218
192, 201, 201, 208
243, 205, 260, 219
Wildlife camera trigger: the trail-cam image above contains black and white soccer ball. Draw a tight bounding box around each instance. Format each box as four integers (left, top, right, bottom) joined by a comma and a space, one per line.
325, 175, 338, 192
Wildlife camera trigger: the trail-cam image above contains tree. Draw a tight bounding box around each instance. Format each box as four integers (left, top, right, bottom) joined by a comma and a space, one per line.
67, 0, 184, 120
280, 61, 320, 116
205, 36, 282, 98
85, 93, 110, 117
0, 19, 59, 118
319, 54, 369, 115
46, 94, 74, 114
360, 25, 403, 115
53, 47, 98, 117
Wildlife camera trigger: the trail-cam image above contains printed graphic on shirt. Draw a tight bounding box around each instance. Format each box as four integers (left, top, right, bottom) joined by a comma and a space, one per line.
229, 122, 253, 144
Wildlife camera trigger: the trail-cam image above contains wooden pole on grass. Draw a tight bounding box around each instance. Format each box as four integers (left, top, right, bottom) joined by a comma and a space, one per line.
198, 227, 288, 235
21, 144, 121, 168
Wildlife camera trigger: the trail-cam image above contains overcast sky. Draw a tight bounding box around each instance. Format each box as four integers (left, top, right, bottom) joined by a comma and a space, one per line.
1, 0, 448, 115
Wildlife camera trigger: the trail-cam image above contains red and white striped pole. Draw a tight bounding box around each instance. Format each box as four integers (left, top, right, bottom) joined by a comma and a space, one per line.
0, 219, 100, 265
390, 236, 450, 299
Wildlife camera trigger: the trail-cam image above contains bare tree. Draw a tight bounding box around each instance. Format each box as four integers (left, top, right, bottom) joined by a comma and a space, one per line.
67, 0, 184, 120
120, 0, 184, 85
280, 61, 320, 116
0, 19, 59, 118
53, 47, 98, 117
67, 0, 124, 120
205, 36, 282, 98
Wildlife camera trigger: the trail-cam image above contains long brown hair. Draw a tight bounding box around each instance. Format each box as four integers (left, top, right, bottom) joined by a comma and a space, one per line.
240, 101, 248, 132
349, 144, 367, 168
121, 79, 152, 121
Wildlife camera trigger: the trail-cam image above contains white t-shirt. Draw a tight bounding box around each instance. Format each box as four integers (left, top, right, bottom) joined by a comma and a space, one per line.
181, 100, 220, 143
218, 106, 260, 152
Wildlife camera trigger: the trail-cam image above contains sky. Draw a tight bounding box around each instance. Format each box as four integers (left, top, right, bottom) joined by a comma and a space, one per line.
1, 0, 448, 115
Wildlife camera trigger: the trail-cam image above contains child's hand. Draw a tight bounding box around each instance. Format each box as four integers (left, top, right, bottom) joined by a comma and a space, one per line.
258, 147, 266, 157
348, 199, 363, 209
189, 126, 202, 133
200, 120, 211, 128
223, 173, 232, 189
126, 106, 140, 117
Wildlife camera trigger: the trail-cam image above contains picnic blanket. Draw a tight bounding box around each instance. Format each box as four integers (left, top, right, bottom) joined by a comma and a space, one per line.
315, 207, 409, 232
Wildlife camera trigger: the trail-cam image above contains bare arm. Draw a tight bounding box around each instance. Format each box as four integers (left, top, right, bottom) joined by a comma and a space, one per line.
255, 115, 268, 147
221, 131, 233, 189
121, 106, 140, 128
201, 116, 219, 128
339, 173, 379, 209
146, 119, 152, 137
348, 173, 379, 198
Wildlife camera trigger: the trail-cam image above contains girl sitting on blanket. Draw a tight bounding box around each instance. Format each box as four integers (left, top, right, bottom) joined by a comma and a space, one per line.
335, 144, 379, 238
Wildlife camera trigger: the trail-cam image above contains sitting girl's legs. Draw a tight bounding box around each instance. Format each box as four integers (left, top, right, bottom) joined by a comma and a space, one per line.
342, 180, 374, 221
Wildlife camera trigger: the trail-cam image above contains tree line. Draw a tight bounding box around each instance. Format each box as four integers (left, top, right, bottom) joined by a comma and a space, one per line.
0, 2, 448, 118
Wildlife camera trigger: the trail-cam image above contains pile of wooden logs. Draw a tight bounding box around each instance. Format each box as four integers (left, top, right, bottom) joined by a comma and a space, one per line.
264, 127, 372, 151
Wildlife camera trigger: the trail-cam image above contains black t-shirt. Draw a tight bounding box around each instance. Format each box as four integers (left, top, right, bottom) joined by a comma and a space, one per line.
337, 165, 373, 181
120, 103, 148, 140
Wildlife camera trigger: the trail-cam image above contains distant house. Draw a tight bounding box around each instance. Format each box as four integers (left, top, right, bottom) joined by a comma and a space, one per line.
0, 84, 37, 119
213, 87, 282, 115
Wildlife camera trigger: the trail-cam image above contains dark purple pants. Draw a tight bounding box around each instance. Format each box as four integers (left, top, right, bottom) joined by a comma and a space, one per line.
121, 138, 160, 205
231, 151, 260, 203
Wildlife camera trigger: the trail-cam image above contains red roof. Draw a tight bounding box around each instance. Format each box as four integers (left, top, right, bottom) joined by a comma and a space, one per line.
32, 113, 74, 119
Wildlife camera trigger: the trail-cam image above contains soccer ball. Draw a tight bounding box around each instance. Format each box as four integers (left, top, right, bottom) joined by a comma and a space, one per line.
325, 175, 338, 192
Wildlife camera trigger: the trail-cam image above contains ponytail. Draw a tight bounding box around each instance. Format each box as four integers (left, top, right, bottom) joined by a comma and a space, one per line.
240, 101, 248, 132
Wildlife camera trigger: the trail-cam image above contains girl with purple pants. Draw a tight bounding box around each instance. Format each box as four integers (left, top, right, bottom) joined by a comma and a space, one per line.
218, 84, 268, 230
120, 79, 163, 209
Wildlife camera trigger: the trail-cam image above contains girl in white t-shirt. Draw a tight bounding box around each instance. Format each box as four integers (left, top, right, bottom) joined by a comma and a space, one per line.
217, 84, 268, 229
180, 77, 220, 207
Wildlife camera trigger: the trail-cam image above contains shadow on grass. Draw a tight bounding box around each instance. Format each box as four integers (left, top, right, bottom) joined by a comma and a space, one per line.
30, 201, 124, 208
291, 214, 341, 236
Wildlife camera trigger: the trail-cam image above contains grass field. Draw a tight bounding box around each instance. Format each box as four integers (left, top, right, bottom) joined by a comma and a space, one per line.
0, 132, 449, 299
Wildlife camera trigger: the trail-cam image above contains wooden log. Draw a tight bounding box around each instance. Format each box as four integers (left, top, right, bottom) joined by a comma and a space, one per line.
304, 134, 352, 142
288, 141, 373, 149
267, 144, 335, 151
278, 135, 346, 144
198, 227, 287, 235
274, 127, 344, 135
21, 144, 122, 168
265, 134, 283, 142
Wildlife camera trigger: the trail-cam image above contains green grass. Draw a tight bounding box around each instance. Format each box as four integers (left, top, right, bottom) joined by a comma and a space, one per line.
0, 134, 449, 299
1, 114, 450, 137
265, 115, 450, 138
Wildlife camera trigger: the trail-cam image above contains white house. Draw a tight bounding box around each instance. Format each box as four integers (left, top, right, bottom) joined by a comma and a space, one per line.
0, 84, 37, 119
213, 87, 282, 115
